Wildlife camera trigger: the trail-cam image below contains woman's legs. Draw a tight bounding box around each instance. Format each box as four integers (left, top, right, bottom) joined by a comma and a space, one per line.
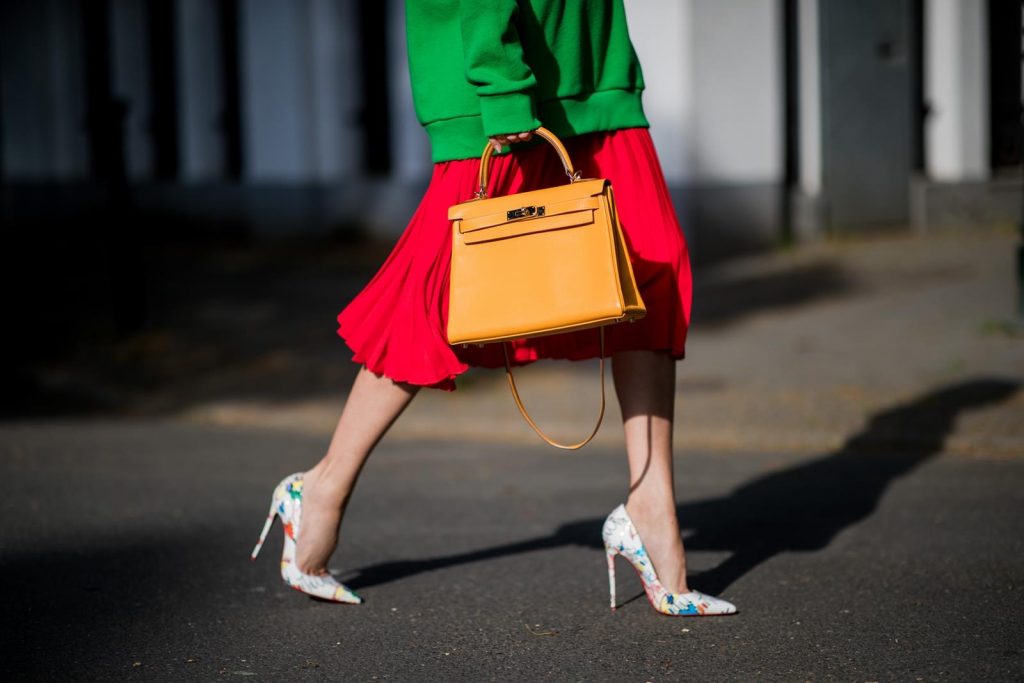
295, 350, 688, 586
612, 349, 690, 593
295, 366, 419, 574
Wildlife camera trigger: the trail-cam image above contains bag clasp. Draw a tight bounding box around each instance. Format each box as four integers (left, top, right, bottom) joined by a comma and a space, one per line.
507, 205, 545, 220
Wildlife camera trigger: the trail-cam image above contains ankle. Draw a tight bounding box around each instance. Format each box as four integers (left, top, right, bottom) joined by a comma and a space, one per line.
623, 501, 688, 590
625, 496, 677, 523
303, 465, 352, 507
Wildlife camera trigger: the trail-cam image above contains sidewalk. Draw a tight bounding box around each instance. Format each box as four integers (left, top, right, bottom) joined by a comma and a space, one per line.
3, 415, 1022, 680
4, 229, 1023, 681
174, 229, 1023, 458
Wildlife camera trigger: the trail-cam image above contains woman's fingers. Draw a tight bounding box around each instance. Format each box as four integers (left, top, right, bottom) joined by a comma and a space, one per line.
489, 130, 537, 152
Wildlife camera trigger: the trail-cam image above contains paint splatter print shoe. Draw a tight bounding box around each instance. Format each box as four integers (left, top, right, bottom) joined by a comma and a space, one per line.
602, 504, 736, 616
250, 472, 362, 604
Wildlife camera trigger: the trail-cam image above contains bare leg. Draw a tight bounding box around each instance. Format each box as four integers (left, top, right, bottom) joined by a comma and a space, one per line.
295, 367, 419, 574
612, 349, 689, 593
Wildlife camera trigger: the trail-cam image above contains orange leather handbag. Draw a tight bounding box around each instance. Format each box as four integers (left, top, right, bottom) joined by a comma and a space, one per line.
447, 127, 646, 449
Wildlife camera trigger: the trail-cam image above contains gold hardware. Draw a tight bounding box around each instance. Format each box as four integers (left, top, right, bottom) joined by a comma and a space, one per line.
507, 205, 545, 220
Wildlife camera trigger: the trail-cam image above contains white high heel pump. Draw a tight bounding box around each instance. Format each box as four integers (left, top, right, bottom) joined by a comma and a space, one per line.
251, 472, 362, 604
602, 504, 736, 616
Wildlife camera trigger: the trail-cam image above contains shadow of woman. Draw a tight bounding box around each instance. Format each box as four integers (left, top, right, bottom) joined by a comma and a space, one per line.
344, 378, 1019, 595
676, 377, 1019, 594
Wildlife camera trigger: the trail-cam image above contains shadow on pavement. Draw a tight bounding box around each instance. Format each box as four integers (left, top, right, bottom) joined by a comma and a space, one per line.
692, 262, 851, 329
344, 377, 1020, 595
5, 243, 852, 419
678, 377, 1020, 594
0, 535, 222, 679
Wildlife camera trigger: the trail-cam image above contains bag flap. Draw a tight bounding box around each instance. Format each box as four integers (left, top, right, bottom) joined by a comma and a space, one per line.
459, 208, 598, 244
458, 196, 601, 234
448, 178, 608, 222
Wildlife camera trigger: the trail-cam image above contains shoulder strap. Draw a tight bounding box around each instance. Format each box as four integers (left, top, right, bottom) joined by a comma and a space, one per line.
502, 328, 606, 450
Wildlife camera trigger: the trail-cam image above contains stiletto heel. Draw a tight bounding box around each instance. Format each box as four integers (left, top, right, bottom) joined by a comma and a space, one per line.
251, 472, 363, 604
606, 549, 618, 611
250, 498, 278, 560
601, 504, 737, 616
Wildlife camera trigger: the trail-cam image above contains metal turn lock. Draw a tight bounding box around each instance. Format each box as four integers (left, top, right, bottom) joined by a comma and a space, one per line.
507, 205, 545, 220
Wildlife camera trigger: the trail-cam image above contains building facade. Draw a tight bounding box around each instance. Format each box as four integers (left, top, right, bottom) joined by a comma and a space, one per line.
1, 0, 1021, 260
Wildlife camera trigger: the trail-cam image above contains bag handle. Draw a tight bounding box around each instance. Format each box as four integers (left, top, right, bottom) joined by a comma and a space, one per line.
477, 126, 579, 199
501, 328, 606, 450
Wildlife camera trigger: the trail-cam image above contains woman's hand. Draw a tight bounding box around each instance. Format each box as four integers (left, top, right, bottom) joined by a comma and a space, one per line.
488, 130, 535, 153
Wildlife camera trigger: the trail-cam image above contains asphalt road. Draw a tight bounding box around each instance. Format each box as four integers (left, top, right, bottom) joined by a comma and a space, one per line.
2, 406, 1022, 681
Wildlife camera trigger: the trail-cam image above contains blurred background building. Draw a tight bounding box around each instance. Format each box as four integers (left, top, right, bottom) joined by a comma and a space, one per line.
2, 1, 1021, 252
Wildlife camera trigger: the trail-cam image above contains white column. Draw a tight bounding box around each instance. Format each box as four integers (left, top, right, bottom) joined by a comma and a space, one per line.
177, 0, 226, 181
239, 0, 361, 182
925, 0, 989, 181
308, 0, 362, 179
239, 0, 314, 181
623, 0, 694, 184
797, 0, 821, 196
690, 0, 783, 184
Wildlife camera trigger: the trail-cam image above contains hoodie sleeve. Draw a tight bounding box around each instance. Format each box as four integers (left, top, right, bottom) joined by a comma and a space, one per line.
458, 0, 541, 137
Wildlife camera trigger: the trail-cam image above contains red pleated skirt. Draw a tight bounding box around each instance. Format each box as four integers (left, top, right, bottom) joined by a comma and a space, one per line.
336, 127, 692, 391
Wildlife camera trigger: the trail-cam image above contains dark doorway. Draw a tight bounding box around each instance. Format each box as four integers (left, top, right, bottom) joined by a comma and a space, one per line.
988, 0, 1023, 172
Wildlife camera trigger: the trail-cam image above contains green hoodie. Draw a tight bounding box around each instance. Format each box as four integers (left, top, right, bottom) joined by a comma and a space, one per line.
405, 0, 649, 162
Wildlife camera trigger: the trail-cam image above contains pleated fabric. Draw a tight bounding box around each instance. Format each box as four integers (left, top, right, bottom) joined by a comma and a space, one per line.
336, 127, 692, 391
